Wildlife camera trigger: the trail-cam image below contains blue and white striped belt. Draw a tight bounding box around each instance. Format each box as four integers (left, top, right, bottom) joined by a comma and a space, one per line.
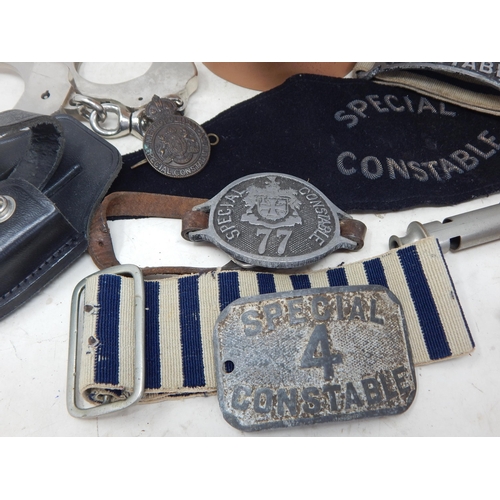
67, 237, 474, 417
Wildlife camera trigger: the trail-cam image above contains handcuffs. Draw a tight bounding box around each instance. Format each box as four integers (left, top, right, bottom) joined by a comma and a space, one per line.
4, 62, 197, 138
2, 62, 211, 177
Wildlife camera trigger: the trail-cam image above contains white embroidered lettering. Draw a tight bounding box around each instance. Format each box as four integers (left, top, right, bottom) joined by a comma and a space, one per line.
386, 158, 410, 180
418, 97, 437, 114
420, 161, 442, 181
449, 150, 479, 172
384, 95, 405, 112
403, 96, 415, 112
347, 100, 368, 118
407, 161, 428, 182
439, 158, 464, 179
439, 102, 456, 117
478, 130, 500, 150
334, 110, 358, 129
465, 143, 496, 160
334, 129, 492, 182
361, 156, 383, 180
337, 151, 357, 175
366, 95, 389, 113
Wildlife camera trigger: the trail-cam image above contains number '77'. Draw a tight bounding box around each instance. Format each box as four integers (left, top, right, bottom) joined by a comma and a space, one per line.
256, 228, 292, 255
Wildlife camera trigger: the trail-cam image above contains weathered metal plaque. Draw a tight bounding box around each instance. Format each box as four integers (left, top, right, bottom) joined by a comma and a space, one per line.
188, 173, 358, 268
214, 285, 416, 431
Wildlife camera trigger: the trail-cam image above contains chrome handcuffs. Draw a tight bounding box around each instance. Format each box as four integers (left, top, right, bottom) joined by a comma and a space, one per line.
2, 62, 210, 177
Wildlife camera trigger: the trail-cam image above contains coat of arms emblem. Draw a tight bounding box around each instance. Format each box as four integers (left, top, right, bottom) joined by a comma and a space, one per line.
241, 176, 302, 228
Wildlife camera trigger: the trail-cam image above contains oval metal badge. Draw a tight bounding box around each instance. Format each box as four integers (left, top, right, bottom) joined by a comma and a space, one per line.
213, 285, 416, 432
188, 173, 359, 268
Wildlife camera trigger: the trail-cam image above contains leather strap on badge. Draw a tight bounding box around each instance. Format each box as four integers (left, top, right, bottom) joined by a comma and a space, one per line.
74, 237, 474, 406
88, 191, 212, 276
87, 191, 367, 275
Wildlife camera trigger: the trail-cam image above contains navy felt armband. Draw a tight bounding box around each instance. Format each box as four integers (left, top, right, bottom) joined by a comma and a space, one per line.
112, 74, 500, 212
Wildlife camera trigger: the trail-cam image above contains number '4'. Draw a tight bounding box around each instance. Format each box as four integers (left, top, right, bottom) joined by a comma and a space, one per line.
300, 323, 343, 380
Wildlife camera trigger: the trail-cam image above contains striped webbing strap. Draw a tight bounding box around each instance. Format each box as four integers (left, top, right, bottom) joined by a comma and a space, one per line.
78, 237, 474, 404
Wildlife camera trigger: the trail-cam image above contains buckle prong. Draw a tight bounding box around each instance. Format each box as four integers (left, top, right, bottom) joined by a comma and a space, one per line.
66, 264, 145, 418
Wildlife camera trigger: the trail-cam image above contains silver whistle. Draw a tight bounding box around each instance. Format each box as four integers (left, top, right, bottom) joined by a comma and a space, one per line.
389, 203, 500, 252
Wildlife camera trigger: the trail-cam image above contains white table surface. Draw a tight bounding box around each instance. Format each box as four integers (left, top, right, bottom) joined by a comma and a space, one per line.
1, 62, 499, 438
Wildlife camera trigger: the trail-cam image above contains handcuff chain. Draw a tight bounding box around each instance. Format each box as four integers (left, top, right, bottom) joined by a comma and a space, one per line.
68, 93, 138, 138
69, 94, 106, 121
68, 93, 185, 139
89, 102, 133, 138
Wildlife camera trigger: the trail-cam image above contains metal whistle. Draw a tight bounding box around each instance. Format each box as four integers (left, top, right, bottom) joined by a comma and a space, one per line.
389, 202, 500, 253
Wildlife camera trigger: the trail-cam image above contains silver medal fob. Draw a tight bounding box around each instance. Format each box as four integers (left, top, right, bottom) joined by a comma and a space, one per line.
188, 173, 360, 268
143, 95, 210, 178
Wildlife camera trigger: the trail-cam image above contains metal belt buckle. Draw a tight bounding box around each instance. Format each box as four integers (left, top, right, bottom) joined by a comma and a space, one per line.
187, 172, 361, 269
214, 285, 417, 431
66, 264, 145, 418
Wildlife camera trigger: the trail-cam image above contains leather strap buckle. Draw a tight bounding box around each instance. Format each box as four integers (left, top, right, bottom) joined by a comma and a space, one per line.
66, 264, 145, 418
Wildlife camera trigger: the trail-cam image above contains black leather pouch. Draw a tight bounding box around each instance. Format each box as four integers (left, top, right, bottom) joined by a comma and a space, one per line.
0, 111, 121, 319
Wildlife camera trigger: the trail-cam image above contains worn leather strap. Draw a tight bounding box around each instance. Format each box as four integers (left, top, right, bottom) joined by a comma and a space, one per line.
88, 191, 212, 276
88, 191, 367, 275
181, 208, 366, 250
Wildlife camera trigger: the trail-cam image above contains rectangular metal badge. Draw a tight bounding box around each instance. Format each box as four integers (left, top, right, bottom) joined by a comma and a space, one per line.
214, 285, 416, 431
